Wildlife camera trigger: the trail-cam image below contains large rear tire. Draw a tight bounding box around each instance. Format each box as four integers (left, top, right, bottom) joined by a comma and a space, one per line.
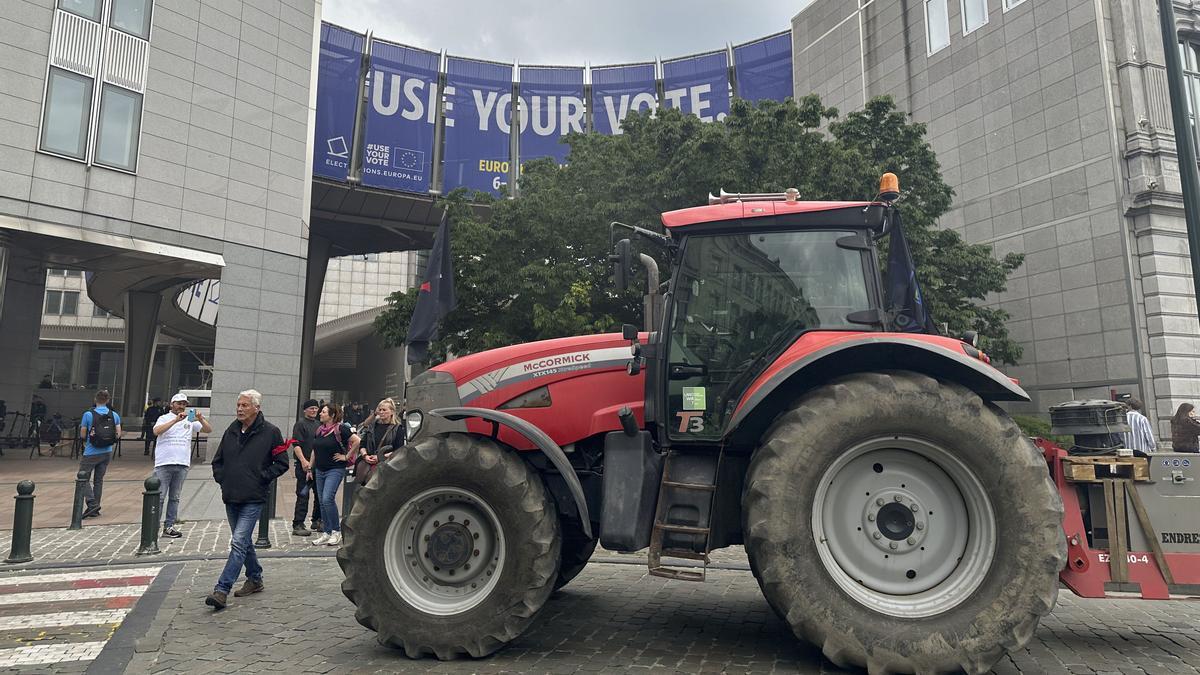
743, 371, 1064, 675
338, 432, 561, 659
554, 520, 597, 591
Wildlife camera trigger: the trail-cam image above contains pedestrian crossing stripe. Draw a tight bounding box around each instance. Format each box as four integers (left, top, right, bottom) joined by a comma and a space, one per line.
0, 566, 160, 668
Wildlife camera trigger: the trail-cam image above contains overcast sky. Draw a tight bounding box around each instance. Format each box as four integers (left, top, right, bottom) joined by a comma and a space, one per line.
320, 0, 813, 66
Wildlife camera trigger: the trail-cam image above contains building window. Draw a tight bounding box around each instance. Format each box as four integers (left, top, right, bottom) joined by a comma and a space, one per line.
58, 0, 101, 21
1003, 0, 1027, 9
40, 69, 93, 160
1182, 42, 1200, 152
925, 0, 950, 54
39, 1, 151, 172
44, 290, 80, 315
109, 0, 152, 39
93, 304, 110, 318
961, 0, 989, 35
94, 85, 142, 171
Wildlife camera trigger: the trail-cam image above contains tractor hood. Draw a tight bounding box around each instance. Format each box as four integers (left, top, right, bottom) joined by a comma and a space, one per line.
408, 333, 644, 451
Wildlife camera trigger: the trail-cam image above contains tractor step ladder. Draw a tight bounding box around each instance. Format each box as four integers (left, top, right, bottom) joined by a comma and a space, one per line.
647, 449, 723, 581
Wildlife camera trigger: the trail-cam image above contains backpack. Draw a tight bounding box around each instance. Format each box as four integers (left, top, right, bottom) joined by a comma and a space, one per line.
89, 409, 117, 447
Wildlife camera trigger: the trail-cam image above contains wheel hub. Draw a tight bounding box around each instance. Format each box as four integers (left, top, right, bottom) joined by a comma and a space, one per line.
862, 489, 926, 553
383, 487, 505, 616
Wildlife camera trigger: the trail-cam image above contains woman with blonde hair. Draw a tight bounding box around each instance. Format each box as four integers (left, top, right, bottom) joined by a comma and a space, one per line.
353, 397, 402, 485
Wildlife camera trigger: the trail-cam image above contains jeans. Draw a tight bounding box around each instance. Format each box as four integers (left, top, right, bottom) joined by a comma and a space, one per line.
293, 470, 321, 527
79, 452, 112, 510
314, 467, 345, 533
155, 464, 188, 528
215, 502, 263, 594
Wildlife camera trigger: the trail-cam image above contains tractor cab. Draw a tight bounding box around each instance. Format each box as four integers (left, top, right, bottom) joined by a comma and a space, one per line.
611, 180, 896, 446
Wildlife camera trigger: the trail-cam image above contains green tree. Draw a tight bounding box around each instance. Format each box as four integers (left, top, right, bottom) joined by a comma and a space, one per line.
376, 95, 1024, 364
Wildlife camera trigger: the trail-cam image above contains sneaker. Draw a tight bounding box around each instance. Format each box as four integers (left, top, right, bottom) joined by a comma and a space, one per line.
291, 524, 311, 536
311, 533, 330, 545
233, 579, 264, 597
326, 531, 342, 546
204, 591, 227, 610
162, 527, 182, 538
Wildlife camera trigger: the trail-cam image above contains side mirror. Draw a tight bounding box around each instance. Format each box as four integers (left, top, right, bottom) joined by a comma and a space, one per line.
610, 238, 632, 291
622, 323, 639, 341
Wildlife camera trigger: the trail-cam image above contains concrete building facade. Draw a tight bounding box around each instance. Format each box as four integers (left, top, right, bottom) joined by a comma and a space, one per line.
793, 0, 1200, 439
0, 0, 321, 436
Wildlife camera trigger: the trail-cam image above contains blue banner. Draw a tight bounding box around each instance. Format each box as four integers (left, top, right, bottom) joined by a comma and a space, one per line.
360, 40, 439, 193
733, 32, 793, 103
312, 23, 364, 181
518, 66, 584, 167
590, 63, 657, 136
662, 50, 730, 122
443, 57, 514, 196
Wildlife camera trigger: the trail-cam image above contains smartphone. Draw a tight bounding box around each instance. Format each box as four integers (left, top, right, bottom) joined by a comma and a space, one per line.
187, 408, 196, 422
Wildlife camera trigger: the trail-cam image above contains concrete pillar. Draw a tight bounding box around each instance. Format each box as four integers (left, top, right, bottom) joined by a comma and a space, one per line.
297, 234, 331, 414
118, 291, 160, 420
69, 343, 89, 388
0, 248, 45, 417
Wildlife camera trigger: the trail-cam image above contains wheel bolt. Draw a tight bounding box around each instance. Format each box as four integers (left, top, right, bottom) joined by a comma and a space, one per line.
907, 537, 916, 545
465, 563, 471, 570
464, 520, 470, 526
867, 514, 875, 522
471, 583, 477, 588
916, 522, 924, 531
889, 542, 898, 550
894, 495, 903, 502
448, 515, 455, 521
872, 532, 881, 540
910, 503, 919, 512
433, 521, 440, 527
424, 534, 430, 542
473, 533, 479, 540
875, 498, 884, 507
474, 549, 480, 557
433, 566, 440, 571
449, 569, 455, 576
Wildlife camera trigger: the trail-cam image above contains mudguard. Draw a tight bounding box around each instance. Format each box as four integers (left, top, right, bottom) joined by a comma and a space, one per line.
729, 334, 1029, 434
429, 406, 592, 539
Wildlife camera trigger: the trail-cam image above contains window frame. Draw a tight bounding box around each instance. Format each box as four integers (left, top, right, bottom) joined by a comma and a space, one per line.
38, 67, 95, 161
61, 291, 80, 316
961, 0, 989, 36
925, 0, 951, 56
1002, 0, 1027, 10
108, 0, 154, 39
58, 0, 102, 22
92, 83, 144, 172
45, 290, 63, 315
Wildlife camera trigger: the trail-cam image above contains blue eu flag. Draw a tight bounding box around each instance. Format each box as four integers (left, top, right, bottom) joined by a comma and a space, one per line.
884, 211, 936, 333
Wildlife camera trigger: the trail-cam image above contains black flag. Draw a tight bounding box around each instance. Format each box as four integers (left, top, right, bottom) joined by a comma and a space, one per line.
406, 210, 457, 364
884, 210, 936, 333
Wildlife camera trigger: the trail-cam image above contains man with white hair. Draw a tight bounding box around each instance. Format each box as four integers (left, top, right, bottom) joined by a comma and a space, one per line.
205, 389, 290, 610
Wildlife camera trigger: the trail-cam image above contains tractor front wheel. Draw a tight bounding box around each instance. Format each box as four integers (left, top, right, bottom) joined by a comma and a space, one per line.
338, 432, 561, 659
743, 371, 1065, 674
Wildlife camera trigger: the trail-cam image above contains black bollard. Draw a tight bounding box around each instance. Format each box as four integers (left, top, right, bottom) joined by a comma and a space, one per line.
342, 470, 357, 523
136, 476, 161, 556
255, 479, 274, 548
5, 481, 35, 564
69, 469, 88, 530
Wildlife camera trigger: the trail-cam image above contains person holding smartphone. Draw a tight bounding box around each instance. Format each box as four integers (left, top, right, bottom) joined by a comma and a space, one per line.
153, 392, 213, 537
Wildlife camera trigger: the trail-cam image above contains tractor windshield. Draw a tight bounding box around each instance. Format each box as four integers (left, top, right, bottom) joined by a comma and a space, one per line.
666, 229, 874, 441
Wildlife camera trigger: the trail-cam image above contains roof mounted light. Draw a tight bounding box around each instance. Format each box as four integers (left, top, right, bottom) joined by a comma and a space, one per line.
879, 173, 900, 203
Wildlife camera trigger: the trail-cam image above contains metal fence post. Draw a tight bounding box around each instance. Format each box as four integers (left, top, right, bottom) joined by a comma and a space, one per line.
5, 481, 35, 564
136, 476, 161, 556
255, 479, 274, 548
69, 469, 88, 530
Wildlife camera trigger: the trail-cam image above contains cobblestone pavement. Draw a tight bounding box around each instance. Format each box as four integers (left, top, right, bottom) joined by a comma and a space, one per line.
0, 554, 1195, 674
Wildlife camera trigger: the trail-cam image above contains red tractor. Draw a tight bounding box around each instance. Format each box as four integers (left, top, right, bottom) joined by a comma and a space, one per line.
338, 176, 1068, 674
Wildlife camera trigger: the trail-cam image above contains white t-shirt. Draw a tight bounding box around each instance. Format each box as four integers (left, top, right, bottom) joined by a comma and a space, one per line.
154, 413, 201, 467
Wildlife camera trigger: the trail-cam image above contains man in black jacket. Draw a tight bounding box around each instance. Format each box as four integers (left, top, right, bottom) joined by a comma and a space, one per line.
205, 389, 290, 610
289, 399, 321, 536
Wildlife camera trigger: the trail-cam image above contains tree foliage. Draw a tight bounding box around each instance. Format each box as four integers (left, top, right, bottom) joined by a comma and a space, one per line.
376, 95, 1024, 364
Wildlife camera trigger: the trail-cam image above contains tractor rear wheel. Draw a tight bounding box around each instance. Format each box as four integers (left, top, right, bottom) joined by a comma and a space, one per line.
743, 371, 1064, 675
338, 432, 561, 659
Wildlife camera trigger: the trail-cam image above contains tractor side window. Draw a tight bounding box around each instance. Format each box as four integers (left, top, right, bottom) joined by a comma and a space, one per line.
667, 230, 872, 441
